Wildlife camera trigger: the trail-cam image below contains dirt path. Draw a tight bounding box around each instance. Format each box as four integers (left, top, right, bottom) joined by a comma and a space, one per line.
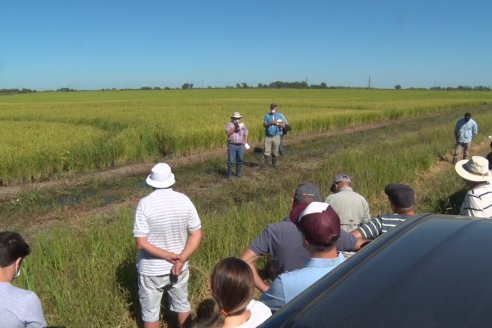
0, 120, 391, 201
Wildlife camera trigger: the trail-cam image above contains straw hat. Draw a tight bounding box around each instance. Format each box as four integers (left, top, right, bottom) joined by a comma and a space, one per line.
231, 112, 243, 119
146, 163, 176, 188
455, 156, 492, 182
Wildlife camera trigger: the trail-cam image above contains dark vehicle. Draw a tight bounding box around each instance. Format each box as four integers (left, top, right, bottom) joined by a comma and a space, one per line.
261, 214, 492, 328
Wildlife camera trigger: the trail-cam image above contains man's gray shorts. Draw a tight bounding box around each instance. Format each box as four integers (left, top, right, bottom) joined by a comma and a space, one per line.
138, 269, 190, 322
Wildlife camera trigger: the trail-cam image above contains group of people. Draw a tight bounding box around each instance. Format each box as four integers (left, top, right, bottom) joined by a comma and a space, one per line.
225, 103, 289, 178
3, 111, 492, 328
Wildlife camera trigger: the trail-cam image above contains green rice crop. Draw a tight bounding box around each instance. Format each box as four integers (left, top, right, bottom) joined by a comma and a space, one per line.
11, 103, 492, 327
1, 89, 492, 184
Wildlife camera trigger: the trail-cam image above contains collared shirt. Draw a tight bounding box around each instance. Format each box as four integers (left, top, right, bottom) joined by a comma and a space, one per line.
460, 182, 492, 218
260, 254, 345, 311
357, 214, 413, 240
133, 188, 202, 276
455, 118, 478, 143
263, 112, 288, 137
225, 121, 248, 144
325, 186, 371, 232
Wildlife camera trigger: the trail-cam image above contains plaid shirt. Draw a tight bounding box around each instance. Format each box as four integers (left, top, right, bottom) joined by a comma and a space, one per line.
225, 121, 248, 144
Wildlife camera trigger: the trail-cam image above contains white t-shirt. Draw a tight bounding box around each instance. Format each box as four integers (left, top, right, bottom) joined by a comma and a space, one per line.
236, 300, 272, 328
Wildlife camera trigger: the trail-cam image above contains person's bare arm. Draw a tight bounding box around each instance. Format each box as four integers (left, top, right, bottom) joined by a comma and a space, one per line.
350, 229, 369, 250
172, 228, 203, 276
240, 248, 270, 293
135, 237, 180, 263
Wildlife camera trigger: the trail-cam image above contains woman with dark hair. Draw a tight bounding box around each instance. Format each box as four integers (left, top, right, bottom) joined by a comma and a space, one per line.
197, 257, 271, 328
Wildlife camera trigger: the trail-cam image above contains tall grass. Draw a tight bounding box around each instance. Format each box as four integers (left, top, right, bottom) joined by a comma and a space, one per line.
10, 105, 492, 327
1, 89, 492, 184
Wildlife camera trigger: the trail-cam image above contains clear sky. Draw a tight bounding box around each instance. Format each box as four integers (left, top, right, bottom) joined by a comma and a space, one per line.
1, 0, 491, 90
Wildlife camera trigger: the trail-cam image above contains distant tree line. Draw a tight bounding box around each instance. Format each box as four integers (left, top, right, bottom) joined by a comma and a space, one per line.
0, 88, 37, 95
2, 83, 491, 94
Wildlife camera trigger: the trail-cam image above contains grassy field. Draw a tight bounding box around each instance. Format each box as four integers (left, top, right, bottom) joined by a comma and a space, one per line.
1, 89, 492, 185
3, 90, 492, 327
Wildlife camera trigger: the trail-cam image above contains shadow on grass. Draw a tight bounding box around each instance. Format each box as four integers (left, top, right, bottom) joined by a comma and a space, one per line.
116, 257, 177, 328
437, 188, 468, 215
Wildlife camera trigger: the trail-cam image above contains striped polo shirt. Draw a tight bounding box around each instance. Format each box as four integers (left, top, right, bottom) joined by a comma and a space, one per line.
133, 188, 202, 276
357, 214, 413, 240
459, 182, 492, 218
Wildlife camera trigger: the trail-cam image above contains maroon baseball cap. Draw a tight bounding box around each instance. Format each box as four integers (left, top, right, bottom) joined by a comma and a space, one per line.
290, 202, 341, 247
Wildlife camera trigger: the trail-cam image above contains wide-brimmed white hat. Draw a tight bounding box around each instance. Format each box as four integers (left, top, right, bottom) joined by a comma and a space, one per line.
231, 112, 243, 119
455, 156, 492, 182
146, 163, 175, 188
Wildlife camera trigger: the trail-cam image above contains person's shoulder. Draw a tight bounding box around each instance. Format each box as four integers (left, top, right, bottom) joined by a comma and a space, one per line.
1, 283, 38, 299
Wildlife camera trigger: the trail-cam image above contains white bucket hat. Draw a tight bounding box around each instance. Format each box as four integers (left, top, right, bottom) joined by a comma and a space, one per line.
231, 112, 243, 119
146, 163, 175, 188
455, 156, 492, 182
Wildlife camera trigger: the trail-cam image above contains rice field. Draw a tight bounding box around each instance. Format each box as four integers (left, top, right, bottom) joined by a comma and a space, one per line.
1, 88, 492, 185
5, 89, 492, 327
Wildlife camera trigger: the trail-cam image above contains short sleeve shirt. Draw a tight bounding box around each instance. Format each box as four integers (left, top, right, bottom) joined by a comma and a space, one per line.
0, 283, 46, 328
133, 188, 201, 276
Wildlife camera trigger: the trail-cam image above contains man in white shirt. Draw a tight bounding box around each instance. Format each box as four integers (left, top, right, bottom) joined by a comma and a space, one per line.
134, 163, 203, 328
455, 156, 492, 218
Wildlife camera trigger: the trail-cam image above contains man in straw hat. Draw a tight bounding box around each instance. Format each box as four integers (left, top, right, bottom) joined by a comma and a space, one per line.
133, 163, 203, 328
455, 156, 492, 218
260, 201, 345, 311
225, 112, 249, 178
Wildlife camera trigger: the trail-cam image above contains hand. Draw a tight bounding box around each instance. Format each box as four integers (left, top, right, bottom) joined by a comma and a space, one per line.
166, 252, 181, 264
171, 259, 185, 276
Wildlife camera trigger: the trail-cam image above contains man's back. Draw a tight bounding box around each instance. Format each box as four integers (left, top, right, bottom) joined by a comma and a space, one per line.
325, 187, 371, 232
133, 188, 201, 275
357, 214, 413, 240
260, 254, 345, 311
250, 218, 357, 277
460, 183, 492, 218
0, 282, 46, 328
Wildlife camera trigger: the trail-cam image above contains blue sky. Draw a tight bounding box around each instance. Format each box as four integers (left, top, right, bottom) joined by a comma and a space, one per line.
1, 0, 491, 90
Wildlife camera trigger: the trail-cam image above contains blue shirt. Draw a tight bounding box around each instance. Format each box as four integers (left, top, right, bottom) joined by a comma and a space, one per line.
263, 112, 288, 137
260, 254, 345, 311
455, 118, 478, 143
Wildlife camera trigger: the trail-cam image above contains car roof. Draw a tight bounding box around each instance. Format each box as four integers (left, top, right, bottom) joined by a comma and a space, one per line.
261, 214, 492, 328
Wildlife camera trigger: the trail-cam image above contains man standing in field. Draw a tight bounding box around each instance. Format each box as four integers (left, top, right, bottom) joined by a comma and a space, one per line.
263, 103, 288, 168
0, 231, 46, 327
351, 183, 416, 241
225, 112, 249, 178
325, 173, 371, 232
454, 156, 492, 218
453, 112, 478, 164
133, 163, 203, 328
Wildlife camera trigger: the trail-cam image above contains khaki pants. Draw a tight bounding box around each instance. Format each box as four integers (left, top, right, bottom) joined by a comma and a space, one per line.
264, 135, 281, 157
453, 142, 471, 164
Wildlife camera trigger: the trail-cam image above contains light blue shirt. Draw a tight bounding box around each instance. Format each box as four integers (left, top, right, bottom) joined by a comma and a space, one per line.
260, 253, 345, 311
455, 118, 478, 143
263, 112, 288, 137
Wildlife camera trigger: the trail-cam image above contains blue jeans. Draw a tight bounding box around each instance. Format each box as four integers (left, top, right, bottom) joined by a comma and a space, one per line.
227, 143, 244, 176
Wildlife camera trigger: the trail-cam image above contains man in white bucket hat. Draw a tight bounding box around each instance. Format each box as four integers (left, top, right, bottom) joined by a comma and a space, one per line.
133, 163, 203, 328
455, 156, 492, 218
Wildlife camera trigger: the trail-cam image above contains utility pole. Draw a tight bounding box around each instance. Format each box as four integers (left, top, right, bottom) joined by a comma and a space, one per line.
368, 76, 371, 89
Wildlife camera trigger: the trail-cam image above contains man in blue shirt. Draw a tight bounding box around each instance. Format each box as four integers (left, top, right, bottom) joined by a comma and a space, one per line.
453, 112, 478, 164
263, 103, 288, 168
260, 202, 345, 312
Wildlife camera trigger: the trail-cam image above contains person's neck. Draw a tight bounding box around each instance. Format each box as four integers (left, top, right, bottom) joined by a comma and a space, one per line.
0, 268, 14, 283
395, 208, 415, 216
223, 309, 251, 328
310, 247, 338, 259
